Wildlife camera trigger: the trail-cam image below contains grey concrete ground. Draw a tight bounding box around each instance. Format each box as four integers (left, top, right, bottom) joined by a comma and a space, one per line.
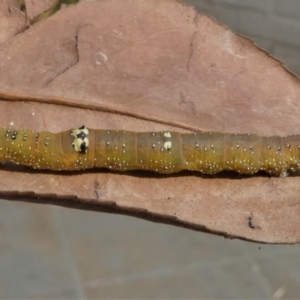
1, 0, 300, 299
1, 201, 300, 299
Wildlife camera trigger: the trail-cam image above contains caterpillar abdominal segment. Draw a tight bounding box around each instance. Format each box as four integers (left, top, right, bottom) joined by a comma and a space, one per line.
1, 126, 300, 176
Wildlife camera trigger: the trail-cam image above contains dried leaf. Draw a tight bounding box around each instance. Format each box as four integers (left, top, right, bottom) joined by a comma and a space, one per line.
0, 0, 27, 42
0, 0, 300, 243
24, 0, 58, 20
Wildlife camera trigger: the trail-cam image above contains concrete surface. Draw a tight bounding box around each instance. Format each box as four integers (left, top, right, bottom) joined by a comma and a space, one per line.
0, 200, 300, 299
1, 0, 300, 299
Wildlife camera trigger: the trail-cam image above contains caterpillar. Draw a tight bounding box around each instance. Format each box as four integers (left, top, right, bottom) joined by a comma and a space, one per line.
1, 126, 300, 176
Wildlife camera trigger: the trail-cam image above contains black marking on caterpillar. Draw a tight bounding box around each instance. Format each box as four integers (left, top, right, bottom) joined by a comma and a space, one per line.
1, 126, 300, 176
71, 126, 89, 153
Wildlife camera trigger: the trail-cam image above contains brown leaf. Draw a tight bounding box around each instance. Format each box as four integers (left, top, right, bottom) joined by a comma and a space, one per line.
0, 0, 28, 42
0, 0, 300, 243
24, 0, 58, 20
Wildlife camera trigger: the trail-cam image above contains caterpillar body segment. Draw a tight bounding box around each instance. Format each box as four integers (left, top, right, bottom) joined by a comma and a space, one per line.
0, 126, 300, 176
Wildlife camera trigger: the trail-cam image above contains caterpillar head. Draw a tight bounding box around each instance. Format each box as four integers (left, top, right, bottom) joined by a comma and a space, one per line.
71, 126, 89, 153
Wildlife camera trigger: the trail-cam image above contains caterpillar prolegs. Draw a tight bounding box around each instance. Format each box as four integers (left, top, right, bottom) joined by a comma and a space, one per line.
1, 126, 300, 176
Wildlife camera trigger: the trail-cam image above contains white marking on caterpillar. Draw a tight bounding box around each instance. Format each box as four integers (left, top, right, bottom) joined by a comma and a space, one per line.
164, 141, 172, 150
164, 132, 172, 138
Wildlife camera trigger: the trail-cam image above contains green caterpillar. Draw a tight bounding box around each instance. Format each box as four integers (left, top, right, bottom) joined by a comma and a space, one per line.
0, 126, 299, 176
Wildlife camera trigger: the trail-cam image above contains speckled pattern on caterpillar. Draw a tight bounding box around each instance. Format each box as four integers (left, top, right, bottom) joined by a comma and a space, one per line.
1, 126, 300, 176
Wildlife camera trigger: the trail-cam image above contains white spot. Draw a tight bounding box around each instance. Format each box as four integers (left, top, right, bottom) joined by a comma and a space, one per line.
164, 141, 172, 150
95, 52, 108, 65
163, 132, 172, 138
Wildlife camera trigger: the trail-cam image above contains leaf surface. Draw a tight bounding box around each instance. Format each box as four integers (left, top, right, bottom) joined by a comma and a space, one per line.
1, 0, 300, 243
24, 0, 58, 20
